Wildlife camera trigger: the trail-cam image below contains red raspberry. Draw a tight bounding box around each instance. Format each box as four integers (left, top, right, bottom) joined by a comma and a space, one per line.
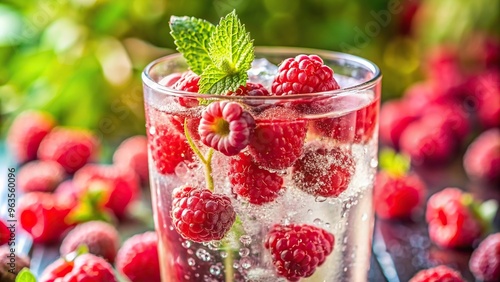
172, 71, 200, 108
248, 107, 307, 170
54, 180, 79, 202
425, 188, 483, 248
469, 70, 500, 129
463, 129, 500, 184
379, 99, 419, 149
271, 54, 340, 95
227, 82, 270, 107
229, 152, 284, 205
423, 102, 471, 143
293, 143, 354, 198
469, 233, 500, 282
264, 224, 335, 281
18, 192, 75, 244
116, 231, 161, 282
198, 101, 255, 156
18, 161, 66, 193
0, 219, 9, 246
409, 265, 465, 282
7, 110, 55, 163
40, 253, 117, 282
0, 245, 30, 282
113, 135, 149, 184
73, 164, 141, 219
169, 110, 202, 141
374, 171, 426, 219
171, 186, 236, 242
60, 221, 119, 263
38, 127, 99, 174
159, 72, 182, 87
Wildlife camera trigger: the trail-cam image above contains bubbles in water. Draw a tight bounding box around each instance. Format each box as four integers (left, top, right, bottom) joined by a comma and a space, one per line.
184, 274, 190, 280
370, 158, 378, 168
220, 251, 228, 258
210, 265, 221, 276
343, 267, 348, 272
240, 257, 252, 269
247, 58, 278, 89
361, 213, 368, 221
187, 258, 196, 266
233, 262, 240, 269
239, 248, 250, 257
148, 126, 156, 135
196, 248, 212, 262
313, 218, 323, 225
315, 196, 327, 202
239, 235, 252, 246
182, 240, 191, 249
307, 209, 313, 215
324, 222, 331, 229
208, 241, 221, 250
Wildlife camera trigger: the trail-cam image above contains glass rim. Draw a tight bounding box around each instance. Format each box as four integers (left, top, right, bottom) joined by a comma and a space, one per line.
142, 46, 382, 100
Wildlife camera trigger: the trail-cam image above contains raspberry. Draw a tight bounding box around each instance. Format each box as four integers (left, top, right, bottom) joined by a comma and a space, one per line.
463, 129, 500, 184
54, 180, 79, 202
169, 110, 202, 141
0, 246, 30, 282
227, 82, 270, 107
469, 71, 500, 129
229, 152, 284, 204
423, 102, 471, 143
271, 54, 340, 95
7, 110, 56, 163
159, 72, 182, 87
0, 219, 9, 246
264, 224, 335, 281
60, 221, 119, 263
38, 127, 99, 174
172, 71, 200, 108
248, 107, 307, 170
292, 143, 354, 198
113, 135, 149, 184
379, 99, 419, 149
198, 101, 255, 156
469, 233, 500, 282
73, 164, 141, 219
425, 188, 483, 248
18, 192, 75, 244
39, 253, 117, 282
171, 186, 236, 242
374, 171, 426, 219
409, 265, 465, 282
116, 231, 161, 282
18, 161, 66, 193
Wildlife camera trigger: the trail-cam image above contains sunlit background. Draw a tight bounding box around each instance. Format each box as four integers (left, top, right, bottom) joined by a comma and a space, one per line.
1, 0, 498, 144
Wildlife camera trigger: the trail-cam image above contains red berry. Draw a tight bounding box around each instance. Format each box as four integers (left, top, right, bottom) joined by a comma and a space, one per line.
7, 110, 55, 163
229, 152, 284, 204
198, 101, 255, 156
469, 233, 500, 282
227, 82, 270, 107
469, 70, 500, 129
409, 265, 465, 282
0, 245, 30, 282
60, 221, 119, 263
425, 188, 483, 248
379, 99, 419, 149
113, 135, 149, 184
272, 54, 340, 95
159, 72, 182, 87
73, 164, 141, 219
0, 220, 9, 246
264, 224, 335, 281
40, 253, 117, 282
38, 127, 99, 174
18, 161, 66, 193
169, 110, 201, 141
374, 172, 426, 219
293, 143, 354, 198
54, 180, 79, 202
171, 186, 236, 242
172, 71, 200, 108
18, 192, 75, 244
116, 231, 161, 282
423, 102, 471, 143
248, 107, 307, 170
463, 129, 500, 184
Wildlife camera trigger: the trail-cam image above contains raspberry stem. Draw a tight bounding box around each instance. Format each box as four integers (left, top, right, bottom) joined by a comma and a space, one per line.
184, 120, 214, 191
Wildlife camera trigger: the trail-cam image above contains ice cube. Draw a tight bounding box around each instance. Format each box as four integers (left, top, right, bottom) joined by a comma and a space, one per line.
247, 58, 278, 90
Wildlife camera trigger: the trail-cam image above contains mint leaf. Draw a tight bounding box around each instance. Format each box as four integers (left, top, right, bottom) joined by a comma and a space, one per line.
170, 16, 215, 75
199, 10, 254, 94
16, 268, 36, 282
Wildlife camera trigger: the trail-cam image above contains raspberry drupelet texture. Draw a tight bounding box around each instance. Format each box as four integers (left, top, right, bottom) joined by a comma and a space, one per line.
272, 54, 340, 95
171, 186, 236, 242
171, 70, 201, 108
116, 231, 161, 282
18, 160, 66, 193
264, 224, 335, 281
198, 101, 255, 156
409, 265, 465, 282
40, 253, 117, 282
469, 233, 500, 282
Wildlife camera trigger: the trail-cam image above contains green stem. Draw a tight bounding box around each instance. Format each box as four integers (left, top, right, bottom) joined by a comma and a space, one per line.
183, 120, 215, 191
224, 249, 234, 282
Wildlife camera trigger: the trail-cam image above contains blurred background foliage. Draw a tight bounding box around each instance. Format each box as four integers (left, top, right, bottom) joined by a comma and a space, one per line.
0, 0, 498, 141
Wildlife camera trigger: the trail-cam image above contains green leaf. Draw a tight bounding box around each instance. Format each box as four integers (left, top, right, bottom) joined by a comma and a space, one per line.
199, 10, 254, 94
379, 148, 410, 177
170, 16, 215, 75
15, 268, 36, 282
65, 244, 89, 262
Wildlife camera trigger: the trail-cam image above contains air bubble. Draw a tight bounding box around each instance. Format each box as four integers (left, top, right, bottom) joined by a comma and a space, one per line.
313, 218, 323, 225
315, 196, 327, 202
307, 209, 313, 215
182, 240, 191, 249
233, 262, 240, 269
149, 126, 156, 135
240, 258, 252, 269
361, 213, 368, 221
344, 267, 348, 272
324, 222, 331, 229
196, 248, 212, 262
220, 251, 228, 258
239, 248, 250, 257
187, 258, 196, 266
370, 158, 378, 168
208, 241, 221, 250
239, 235, 252, 245
210, 265, 221, 276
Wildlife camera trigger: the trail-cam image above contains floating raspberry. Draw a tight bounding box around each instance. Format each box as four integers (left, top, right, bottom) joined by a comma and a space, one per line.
169, 111, 202, 141
38, 127, 99, 174
248, 107, 307, 170
0, 246, 30, 282
293, 143, 354, 198
409, 265, 465, 282
227, 82, 270, 107
18, 161, 66, 193
229, 152, 284, 204
469, 233, 500, 282
116, 231, 161, 282
379, 99, 419, 149
198, 101, 255, 156
172, 70, 200, 108
60, 221, 119, 263
171, 186, 236, 242
159, 72, 182, 87
425, 188, 483, 248
113, 135, 149, 184
463, 128, 500, 184
271, 54, 340, 95
264, 224, 335, 281
7, 110, 56, 163
0, 220, 9, 246
40, 253, 117, 282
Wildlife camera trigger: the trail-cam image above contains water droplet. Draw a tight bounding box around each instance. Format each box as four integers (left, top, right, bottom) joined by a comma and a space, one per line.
148, 126, 156, 135
240, 258, 252, 269
187, 258, 196, 266
182, 240, 191, 249
324, 222, 331, 229
210, 265, 221, 276
361, 213, 368, 221
315, 196, 327, 202
208, 241, 221, 250
239, 248, 250, 257
195, 273, 200, 278
239, 235, 252, 245
313, 218, 323, 225
169, 225, 174, 231
184, 274, 190, 280
307, 209, 313, 214
343, 237, 348, 244
343, 267, 348, 272
233, 262, 240, 269
196, 248, 211, 262
370, 158, 378, 168
220, 251, 228, 258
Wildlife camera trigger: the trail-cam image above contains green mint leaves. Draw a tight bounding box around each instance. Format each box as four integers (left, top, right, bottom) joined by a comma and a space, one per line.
170, 10, 254, 94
